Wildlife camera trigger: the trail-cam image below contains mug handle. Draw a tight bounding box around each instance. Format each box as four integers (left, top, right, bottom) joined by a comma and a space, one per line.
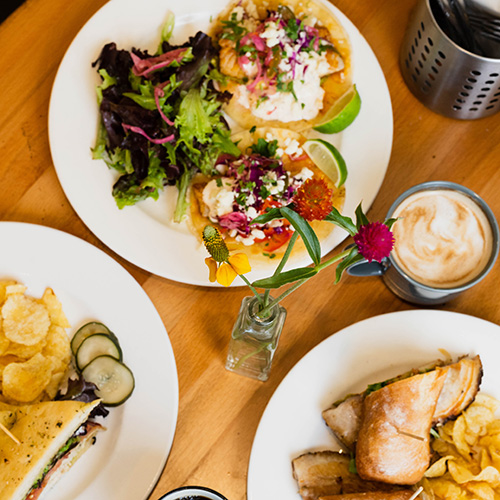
343, 244, 390, 277
347, 259, 389, 277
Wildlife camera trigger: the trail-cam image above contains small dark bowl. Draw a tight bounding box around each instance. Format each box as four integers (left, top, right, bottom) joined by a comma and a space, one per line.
158, 486, 228, 500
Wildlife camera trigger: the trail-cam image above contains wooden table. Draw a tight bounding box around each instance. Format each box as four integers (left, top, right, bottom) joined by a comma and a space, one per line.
1, 0, 500, 498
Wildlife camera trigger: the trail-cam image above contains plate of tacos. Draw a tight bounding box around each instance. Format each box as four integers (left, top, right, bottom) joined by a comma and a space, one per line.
48, 0, 393, 285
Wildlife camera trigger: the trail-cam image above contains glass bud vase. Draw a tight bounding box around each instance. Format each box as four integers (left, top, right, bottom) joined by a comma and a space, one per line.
225, 295, 287, 382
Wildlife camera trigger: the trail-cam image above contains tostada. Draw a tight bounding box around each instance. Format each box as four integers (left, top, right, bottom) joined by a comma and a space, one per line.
189, 127, 346, 261
209, 0, 352, 131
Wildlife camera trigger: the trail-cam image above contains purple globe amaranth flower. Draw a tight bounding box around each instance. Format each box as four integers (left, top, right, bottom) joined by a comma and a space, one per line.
353, 222, 395, 263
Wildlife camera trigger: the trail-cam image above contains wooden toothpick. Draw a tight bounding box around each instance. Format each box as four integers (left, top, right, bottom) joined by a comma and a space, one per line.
397, 428, 425, 441
409, 486, 424, 500
0, 421, 20, 445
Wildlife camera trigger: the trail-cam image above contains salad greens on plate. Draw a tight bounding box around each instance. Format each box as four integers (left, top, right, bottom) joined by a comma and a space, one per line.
91, 13, 240, 221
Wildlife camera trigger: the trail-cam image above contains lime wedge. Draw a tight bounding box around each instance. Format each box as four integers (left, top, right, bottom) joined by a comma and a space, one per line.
313, 84, 361, 134
303, 139, 347, 188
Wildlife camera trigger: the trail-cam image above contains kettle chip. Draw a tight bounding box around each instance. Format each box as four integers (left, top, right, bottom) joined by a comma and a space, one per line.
0, 280, 71, 404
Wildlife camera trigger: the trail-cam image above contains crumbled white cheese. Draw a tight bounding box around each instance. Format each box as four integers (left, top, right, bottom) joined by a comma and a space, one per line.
202, 178, 236, 219
269, 179, 286, 195
231, 5, 245, 22
294, 167, 314, 181
261, 21, 285, 48
215, 163, 228, 175
246, 206, 258, 220
236, 234, 255, 246
277, 137, 304, 157
251, 228, 266, 240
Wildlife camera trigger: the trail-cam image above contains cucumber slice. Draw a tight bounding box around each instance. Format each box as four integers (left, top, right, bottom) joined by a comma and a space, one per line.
76, 334, 123, 371
82, 355, 135, 406
71, 321, 119, 355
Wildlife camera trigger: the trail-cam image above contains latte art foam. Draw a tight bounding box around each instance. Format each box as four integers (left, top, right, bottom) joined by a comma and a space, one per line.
391, 189, 493, 289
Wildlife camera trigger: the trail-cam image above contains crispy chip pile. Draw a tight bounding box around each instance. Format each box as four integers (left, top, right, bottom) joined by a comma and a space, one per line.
420, 393, 500, 500
0, 281, 71, 404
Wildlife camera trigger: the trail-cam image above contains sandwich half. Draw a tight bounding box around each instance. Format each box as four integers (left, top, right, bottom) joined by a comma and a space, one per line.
0, 399, 104, 500
355, 368, 448, 485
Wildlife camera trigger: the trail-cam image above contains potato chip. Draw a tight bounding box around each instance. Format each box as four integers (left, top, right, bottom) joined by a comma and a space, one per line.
1, 294, 50, 345
425, 456, 456, 478
2, 353, 53, 403
421, 394, 500, 498
0, 280, 17, 303
0, 328, 9, 356
0, 355, 21, 383
42, 324, 71, 370
41, 288, 71, 328
465, 482, 495, 500
0, 283, 71, 404
4, 336, 47, 359
5, 284, 27, 296
44, 370, 66, 399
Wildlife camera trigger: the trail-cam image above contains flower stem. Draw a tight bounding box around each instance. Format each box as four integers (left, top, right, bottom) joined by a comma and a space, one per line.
231, 340, 272, 371
258, 248, 353, 316
238, 273, 264, 306
261, 278, 308, 316
315, 248, 352, 271
263, 231, 299, 307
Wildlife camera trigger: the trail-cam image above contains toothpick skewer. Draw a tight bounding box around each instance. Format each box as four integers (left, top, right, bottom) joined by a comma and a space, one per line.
409, 486, 424, 500
397, 428, 425, 441
0, 422, 20, 445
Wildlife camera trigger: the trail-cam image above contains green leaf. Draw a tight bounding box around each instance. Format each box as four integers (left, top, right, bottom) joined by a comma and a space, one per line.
334, 247, 363, 284
173, 168, 194, 222
250, 138, 279, 158
355, 203, 369, 229
281, 207, 321, 265
252, 267, 317, 289
384, 217, 399, 230
91, 119, 108, 160
252, 207, 284, 225
158, 12, 175, 53
95, 69, 117, 104
324, 207, 357, 236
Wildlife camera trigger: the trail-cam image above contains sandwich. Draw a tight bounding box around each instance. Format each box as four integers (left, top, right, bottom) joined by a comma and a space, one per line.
319, 492, 416, 500
0, 399, 104, 500
292, 451, 415, 500
209, 0, 352, 132
292, 355, 482, 499
339, 356, 482, 484
189, 127, 345, 260
355, 368, 448, 485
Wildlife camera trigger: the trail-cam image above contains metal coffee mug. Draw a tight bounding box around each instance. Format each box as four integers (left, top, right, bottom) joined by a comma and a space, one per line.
348, 181, 500, 305
158, 486, 228, 500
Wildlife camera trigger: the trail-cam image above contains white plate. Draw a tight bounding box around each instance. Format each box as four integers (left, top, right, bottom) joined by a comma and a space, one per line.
247, 309, 500, 499
48, 0, 393, 286
0, 222, 178, 500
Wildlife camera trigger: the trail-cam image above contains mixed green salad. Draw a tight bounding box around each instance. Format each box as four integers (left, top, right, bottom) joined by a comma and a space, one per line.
92, 14, 240, 221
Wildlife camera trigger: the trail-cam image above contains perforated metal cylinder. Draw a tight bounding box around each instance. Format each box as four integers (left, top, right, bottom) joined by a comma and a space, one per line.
400, 0, 500, 119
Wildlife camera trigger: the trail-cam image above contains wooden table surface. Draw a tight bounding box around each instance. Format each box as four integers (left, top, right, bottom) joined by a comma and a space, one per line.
1, 0, 500, 498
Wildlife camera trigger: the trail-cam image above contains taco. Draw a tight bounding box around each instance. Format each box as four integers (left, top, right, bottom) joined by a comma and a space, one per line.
189, 128, 345, 261
210, 0, 352, 131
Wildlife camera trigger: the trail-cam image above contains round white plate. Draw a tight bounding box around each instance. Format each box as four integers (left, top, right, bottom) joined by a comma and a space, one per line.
247, 309, 500, 499
48, 0, 393, 286
0, 222, 178, 500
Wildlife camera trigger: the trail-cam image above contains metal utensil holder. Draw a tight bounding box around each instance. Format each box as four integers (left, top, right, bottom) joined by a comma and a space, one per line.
400, 0, 500, 119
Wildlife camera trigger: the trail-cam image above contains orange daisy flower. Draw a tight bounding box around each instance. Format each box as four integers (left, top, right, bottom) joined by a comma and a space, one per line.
293, 177, 334, 222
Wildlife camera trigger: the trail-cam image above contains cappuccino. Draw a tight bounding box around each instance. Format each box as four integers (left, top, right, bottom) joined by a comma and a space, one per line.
391, 189, 494, 289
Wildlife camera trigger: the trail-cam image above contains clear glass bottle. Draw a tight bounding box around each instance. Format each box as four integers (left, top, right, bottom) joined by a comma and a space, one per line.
225, 295, 287, 382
